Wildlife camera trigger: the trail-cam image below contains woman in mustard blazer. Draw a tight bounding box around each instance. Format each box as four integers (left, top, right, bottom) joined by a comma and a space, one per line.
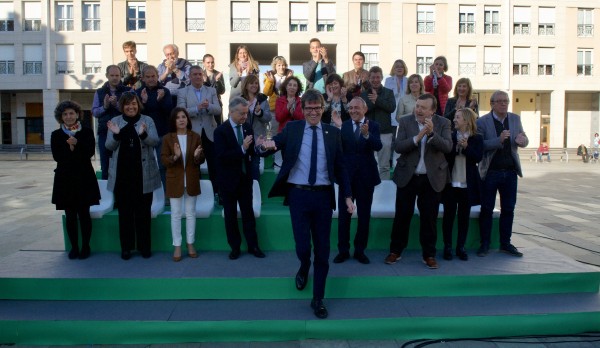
161, 107, 205, 261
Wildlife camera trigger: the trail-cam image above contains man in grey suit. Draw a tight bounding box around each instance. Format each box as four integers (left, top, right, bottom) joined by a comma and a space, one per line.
177, 66, 222, 197
476, 90, 528, 257
386, 94, 452, 269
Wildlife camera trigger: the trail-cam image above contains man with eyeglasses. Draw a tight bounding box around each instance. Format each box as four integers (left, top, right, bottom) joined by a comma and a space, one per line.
258, 89, 355, 319
476, 90, 528, 257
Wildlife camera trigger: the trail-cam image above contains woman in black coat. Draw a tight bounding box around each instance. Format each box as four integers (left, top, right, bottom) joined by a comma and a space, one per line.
51, 100, 100, 260
441, 107, 483, 261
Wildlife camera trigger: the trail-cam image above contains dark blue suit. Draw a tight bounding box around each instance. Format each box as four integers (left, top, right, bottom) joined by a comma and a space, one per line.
266, 120, 351, 300
214, 120, 259, 252
338, 118, 382, 255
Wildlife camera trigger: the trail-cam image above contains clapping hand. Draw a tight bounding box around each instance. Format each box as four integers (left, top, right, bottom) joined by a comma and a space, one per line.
107, 120, 120, 134
194, 145, 203, 158
242, 135, 253, 150
515, 132, 527, 146
332, 110, 342, 128
66, 136, 77, 151
198, 99, 209, 111
140, 88, 148, 103
254, 103, 261, 115
137, 122, 147, 135
360, 119, 369, 136
156, 89, 165, 101
368, 88, 378, 103
173, 143, 182, 159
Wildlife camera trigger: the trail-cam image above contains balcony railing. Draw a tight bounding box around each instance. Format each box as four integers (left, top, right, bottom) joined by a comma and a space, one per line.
24, 61, 42, 74
577, 64, 593, 76
484, 23, 500, 34
417, 21, 435, 34
0, 60, 15, 74
56, 19, 73, 31
538, 24, 554, 35
290, 19, 308, 32
361, 19, 379, 32
83, 19, 100, 31
0, 19, 14, 31
83, 62, 102, 74
186, 18, 205, 32
459, 62, 476, 75
459, 22, 475, 34
56, 61, 74, 74
259, 18, 277, 31
538, 64, 554, 76
317, 19, 334, 32
513, 23, 530, 35
483, 63, 501, 75
24, 19, 41, 31
231, 18, 250, 31
577, 24, 593, 37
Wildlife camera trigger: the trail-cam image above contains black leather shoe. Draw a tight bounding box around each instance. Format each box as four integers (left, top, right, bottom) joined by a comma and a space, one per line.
333, 253, 350, 264
141, 251, 152, 259
229, 249, 241, 260
353, 253, 370, 264
78, 246, 90, 260
68, 248, 79, 260
250, 247, 265, 258
295, 269, 308, 291
443, 246, 453, 261
476, 245, 489, 257
500, 244, 523, 257
121, 250, 132, 260
456, 247, 468, 261
310, 298, 328, 319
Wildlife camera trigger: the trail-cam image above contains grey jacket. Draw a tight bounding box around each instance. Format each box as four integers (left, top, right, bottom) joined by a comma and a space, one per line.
477, 111, 529, 180
105, 114, 161, 194
177, 84, 221, 141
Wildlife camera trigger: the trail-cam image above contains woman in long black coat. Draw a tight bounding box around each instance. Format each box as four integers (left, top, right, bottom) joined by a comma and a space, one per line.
51, 100, 100, 260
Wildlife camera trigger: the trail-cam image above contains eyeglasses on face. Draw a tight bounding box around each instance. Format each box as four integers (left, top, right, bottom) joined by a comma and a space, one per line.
303, 106, 323, 113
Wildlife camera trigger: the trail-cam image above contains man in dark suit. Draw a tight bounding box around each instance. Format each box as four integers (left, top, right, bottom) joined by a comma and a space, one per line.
333, 97, 382, 265
387, 93, 452, 269
213, 97, 265, 260
259, 89, 355, 319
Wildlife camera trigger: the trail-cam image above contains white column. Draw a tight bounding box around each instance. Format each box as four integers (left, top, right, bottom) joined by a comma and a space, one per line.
43, 89, 59, 145
549, 89, 565, 149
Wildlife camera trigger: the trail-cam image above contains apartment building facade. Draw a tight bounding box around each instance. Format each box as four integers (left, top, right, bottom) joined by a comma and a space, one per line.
0, 0, 599, 149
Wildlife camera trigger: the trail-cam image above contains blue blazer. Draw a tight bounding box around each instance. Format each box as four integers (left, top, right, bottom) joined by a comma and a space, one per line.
266, 120, 351, 209
214, 121, 255, 193
340, 118, 382, 188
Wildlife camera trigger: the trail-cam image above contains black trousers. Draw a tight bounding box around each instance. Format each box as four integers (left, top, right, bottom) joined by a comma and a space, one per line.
202, 130, 218, 194
65, 206, 92, 250
442, 186, 470, 249
115, 188, 153, 256
221, 175, 258, 252
391, 175, 440, 258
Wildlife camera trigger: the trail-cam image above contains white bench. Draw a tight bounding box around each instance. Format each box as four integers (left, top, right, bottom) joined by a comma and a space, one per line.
195, 180, 215, 218
89, 180, 114, 219
151, 183, 165, 218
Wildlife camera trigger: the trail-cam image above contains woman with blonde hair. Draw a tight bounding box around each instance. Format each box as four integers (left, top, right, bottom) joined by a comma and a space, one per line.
229, 45, 260, 101
441, 107, 483, 261
395, 74, 424, 122
444, 77, 479, 124
424, 56, 452, 116
384, 59, 408, 125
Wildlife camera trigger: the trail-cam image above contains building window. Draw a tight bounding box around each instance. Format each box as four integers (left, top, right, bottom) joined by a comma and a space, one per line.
538, 47, 555, 76
186, 1, 205, 32
23, 2, 42, 31
317, 2, 335, 32
577, 8, 593, 37
416, 45, 434, 75
0, 2, 15, 31
513, 64, 529, 75
231, 1, 250, 31
259, 2, 277, 31
459, 46, 476, 75
82, 2, 100, 31
186, 44, 206, 66
513, 7, 530, 35
0, 45, 15, 74
459, 5, 475, 34
513, 47, 530, 75
23, 44, 42, 74
484, 6, 500, 34
56, 2, 73, 31
83, 44, 101, 74
577, 49, 593, 76
127, 1, 146, 31
360, 45, 379, 70
361, 3, 378, 33
56, 44, 74, 74
417, 5, 435, 34
290, 2, 308, 32
484, 46, 501, 75
538, 7, 555, 35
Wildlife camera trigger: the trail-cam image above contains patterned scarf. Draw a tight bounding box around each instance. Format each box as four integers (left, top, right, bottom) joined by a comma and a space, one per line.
62, 121, 82, 137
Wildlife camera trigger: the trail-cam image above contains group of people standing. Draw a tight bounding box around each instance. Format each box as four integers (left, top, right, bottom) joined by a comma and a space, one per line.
50, 38, 529, 319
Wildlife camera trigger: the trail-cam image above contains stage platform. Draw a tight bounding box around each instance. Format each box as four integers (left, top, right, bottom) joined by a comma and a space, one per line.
0, 244, 599, 344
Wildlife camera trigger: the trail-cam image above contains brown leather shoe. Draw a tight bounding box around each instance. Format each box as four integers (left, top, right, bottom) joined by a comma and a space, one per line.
384, 253, 401, 265
173, 246, 182, 262
187, 243, 198, 258
423, 257, 439, 269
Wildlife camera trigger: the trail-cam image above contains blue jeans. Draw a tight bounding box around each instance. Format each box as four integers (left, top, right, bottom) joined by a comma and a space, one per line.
479, 169, 518, 248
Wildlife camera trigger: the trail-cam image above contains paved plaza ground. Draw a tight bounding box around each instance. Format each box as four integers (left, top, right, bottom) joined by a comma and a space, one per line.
1, 157, 600, 347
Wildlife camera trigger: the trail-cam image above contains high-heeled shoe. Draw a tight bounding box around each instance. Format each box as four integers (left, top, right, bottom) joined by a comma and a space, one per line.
173, 246, 182, 262
187, 243, 198, 258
